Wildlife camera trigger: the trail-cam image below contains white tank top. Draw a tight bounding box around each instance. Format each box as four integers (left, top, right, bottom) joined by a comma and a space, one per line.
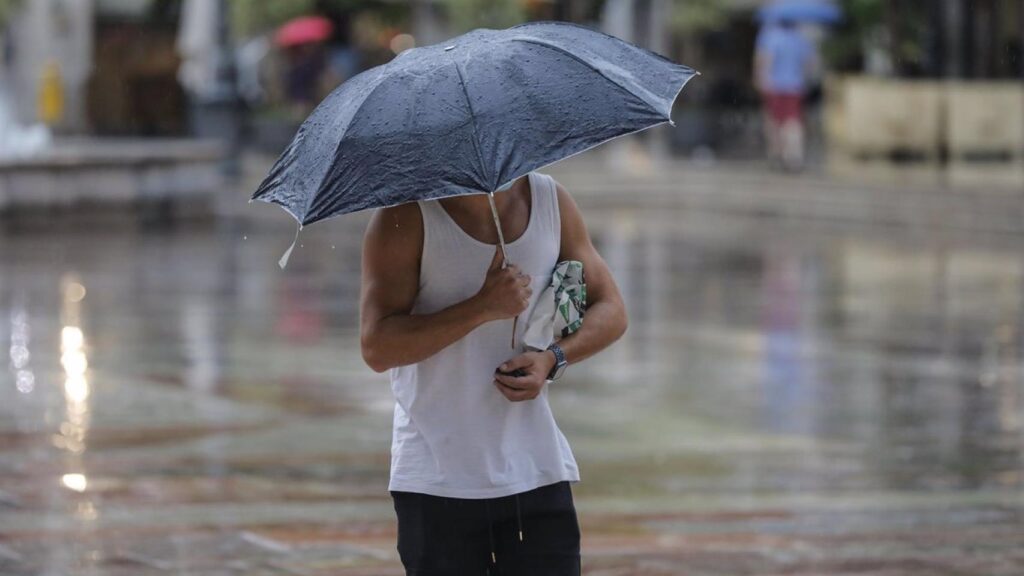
388, 171, 580, 498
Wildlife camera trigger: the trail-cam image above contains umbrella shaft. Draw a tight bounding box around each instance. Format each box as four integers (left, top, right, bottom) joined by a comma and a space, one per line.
487, 192, 517, 348
487, 192, 510, 266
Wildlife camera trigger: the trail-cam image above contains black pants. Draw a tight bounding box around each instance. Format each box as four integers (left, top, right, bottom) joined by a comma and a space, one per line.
391, 481, 581, 576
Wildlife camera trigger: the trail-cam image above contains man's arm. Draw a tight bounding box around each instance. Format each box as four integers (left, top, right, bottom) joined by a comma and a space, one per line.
360, 203, 532, 373
494, 183, 628, 400
550, 183, 628, 364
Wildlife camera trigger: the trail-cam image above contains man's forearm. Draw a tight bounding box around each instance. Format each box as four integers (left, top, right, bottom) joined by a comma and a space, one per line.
555, 298, 627, 366
362, 296, 493, 372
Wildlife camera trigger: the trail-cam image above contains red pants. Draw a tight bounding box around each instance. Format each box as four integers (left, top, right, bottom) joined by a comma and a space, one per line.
764, 93, 803, 123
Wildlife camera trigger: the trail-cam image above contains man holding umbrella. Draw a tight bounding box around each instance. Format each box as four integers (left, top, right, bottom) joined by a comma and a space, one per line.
251, 22, 695, 574
360, 171, 627, 573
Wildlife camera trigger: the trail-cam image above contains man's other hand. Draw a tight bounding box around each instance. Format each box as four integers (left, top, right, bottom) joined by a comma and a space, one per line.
493, 350, 556, 402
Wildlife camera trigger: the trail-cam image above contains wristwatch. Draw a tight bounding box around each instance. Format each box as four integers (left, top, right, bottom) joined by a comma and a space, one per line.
546, 343, 568, 381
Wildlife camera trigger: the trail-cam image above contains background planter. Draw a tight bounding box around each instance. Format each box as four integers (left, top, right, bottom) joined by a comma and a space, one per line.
825, 75, 1024, 189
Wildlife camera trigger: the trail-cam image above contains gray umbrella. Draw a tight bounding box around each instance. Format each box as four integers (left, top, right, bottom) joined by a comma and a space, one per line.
252, 21, 696, 266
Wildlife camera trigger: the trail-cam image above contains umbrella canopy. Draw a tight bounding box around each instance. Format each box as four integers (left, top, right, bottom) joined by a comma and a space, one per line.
275, 16, 334, 48
757, 1, 842, 24
252, 21, 696, 229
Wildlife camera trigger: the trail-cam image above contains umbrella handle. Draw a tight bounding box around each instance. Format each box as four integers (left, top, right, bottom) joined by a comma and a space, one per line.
487, 192, 517, 349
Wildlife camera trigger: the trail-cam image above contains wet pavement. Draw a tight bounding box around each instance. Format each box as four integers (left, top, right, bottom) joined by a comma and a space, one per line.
2, 154, 1024, 575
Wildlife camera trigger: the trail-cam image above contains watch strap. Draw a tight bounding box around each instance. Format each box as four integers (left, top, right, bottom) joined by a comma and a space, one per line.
546, 343, 566, 380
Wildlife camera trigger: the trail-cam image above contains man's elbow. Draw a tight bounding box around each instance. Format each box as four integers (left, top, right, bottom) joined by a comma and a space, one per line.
614, 306, 629, 341
362, 350, 391, 374
360, 334, 392, 373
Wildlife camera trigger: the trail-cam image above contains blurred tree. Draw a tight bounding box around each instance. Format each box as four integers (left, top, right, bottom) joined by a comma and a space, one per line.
822, 0, 931, 76
0, 0, 21, 26
233, 0, 318, 36
887, 2, 931, 76
821, 0, 884, 71
442, 0, 525, 33
670, 0, 728, 36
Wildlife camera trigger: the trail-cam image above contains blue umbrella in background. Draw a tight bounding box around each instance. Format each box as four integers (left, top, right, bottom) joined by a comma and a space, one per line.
252, 21, 696, 268
757, 1, 842, 24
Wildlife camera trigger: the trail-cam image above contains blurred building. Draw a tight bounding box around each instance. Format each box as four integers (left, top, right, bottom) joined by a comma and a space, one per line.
2, 0, 185, 136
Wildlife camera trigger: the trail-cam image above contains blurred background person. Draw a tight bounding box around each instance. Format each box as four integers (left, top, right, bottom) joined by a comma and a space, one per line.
283, 42, 328, 116
275, 16, 334, 118
754, 18, 816, 171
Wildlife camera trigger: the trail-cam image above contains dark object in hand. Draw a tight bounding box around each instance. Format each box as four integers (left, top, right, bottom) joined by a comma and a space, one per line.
496, 368, 527, 378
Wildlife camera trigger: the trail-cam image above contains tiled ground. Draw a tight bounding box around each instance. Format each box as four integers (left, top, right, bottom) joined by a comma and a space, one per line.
1, 154, 1023, 575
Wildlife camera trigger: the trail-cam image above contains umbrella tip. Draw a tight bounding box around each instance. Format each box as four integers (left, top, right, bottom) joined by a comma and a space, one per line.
278, 222, 303, 269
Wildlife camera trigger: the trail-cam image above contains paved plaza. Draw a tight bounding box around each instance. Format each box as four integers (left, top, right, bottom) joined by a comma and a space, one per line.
2, 152, 1024, 575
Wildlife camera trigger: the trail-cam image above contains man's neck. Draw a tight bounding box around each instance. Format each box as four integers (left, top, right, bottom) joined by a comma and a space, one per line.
442, 177, 525, 218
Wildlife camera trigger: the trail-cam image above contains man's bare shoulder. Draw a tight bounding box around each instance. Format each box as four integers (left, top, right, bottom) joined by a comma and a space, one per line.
552, 180, 584, 225
552, 180, 571, 201
366, 202, 423, 245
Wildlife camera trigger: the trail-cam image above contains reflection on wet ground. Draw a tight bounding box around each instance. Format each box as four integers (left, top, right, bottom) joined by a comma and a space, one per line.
1, 158, 1023, 575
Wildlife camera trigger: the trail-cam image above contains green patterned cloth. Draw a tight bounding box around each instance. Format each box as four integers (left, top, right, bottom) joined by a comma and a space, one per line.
522, 260, 586, 351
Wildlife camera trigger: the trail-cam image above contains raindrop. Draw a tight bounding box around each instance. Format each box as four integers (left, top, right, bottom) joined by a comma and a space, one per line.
243, 235, 248, 240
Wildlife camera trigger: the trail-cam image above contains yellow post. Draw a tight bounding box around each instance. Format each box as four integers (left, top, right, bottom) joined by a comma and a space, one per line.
38, 60, 65, 126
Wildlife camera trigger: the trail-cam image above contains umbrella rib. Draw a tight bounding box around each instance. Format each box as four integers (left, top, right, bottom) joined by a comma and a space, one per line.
303, 68, 395, 224
451, 58, 491, 191
509, 36, 674, 120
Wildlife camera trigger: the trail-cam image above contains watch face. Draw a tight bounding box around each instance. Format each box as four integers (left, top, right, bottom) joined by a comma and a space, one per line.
551, 362, 567, 380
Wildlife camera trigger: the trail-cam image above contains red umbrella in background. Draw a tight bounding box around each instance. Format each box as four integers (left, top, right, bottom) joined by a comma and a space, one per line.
275, 16, 334, 48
